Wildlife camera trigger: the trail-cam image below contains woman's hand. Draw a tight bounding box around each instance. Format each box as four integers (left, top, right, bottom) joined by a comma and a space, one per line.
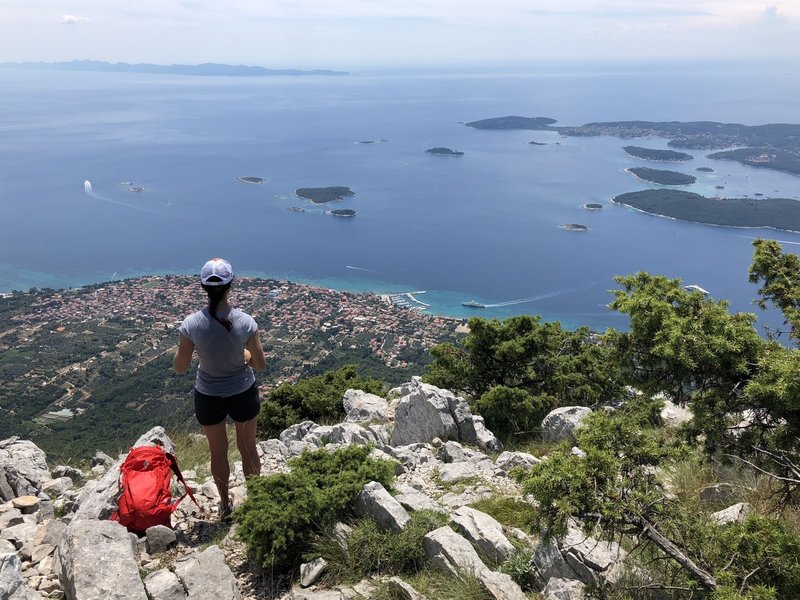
244, 348, 252, 365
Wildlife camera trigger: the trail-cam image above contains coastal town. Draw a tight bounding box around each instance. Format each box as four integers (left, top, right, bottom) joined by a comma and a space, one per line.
0, 276, 465, 452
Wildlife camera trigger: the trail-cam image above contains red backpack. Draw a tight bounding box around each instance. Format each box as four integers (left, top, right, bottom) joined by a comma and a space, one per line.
111, 445, 202, 533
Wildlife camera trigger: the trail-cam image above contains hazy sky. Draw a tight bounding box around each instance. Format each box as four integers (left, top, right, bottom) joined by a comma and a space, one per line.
1, 0, 798, 68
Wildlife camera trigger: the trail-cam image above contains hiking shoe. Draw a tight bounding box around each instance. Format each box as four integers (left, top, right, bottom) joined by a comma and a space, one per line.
219, 497, 234, 521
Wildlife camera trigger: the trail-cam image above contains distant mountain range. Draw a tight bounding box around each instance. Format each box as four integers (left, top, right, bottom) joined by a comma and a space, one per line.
0, 60, 348, 77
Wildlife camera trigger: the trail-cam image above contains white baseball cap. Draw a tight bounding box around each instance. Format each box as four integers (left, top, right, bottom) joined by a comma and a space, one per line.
200, 258, 234, 286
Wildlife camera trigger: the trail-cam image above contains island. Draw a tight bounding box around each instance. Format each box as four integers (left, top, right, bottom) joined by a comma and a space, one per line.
128, 186, 146, 192
294, 187, 355, 204
529, 141, 549, 146
466, 116, 557, 130
626, 167, 696, 185
425, 147, 464, 156
327, 209, 356, 217
611, 189, 800, 232
560, 223, 588, 231
715, 185, 725, 190
582, 203, 604, 210
622, 146, 693, 162
0, 60, 348, 77
288, 207, 306, 212
695, 167, 714, 172
238, 176, 264, 185
465, 116, 800, 175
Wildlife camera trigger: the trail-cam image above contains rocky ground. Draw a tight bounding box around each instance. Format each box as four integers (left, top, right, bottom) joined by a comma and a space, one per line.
2, 379, 746, 600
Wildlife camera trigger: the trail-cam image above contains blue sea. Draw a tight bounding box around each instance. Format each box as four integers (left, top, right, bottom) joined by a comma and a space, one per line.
1, 60, 799, 330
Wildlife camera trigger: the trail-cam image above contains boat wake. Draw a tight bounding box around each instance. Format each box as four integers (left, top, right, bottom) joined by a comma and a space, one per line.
482, 284, 594, 308
346, 265, 376, 273
83, 180, 168, 217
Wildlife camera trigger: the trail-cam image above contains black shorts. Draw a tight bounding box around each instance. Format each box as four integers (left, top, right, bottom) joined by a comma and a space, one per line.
194, 383, 260, 426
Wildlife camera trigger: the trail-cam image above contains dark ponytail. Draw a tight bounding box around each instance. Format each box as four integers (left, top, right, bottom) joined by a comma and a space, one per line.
202, 282, 233, 332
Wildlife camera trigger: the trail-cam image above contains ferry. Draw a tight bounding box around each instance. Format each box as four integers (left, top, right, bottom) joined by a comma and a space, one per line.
462, 300, 486, 308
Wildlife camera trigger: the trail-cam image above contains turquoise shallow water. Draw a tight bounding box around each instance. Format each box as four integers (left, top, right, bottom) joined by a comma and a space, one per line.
1, 61, 799, 330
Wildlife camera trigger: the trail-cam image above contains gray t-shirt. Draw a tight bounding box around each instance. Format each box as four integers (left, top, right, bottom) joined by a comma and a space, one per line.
178, 307, 257, 396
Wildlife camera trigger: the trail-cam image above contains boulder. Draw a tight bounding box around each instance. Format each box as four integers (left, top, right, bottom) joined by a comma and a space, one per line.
422, 527, 526, 600
343, 389, 389, 422
542, 578, 586, 600
328, 423, 375, 446
659, 399, 692, 428
279, 421, 318, 445
541, 407, 593, 443
353, 481, 410, 532
699, 483, 737, 505
533, 538, 582, 582
11, 496, 39, 514
0, 438, 52, 501
473, 416, 503, 452
451, 507, 516, 563
711, 502, 751, 526
391, 381, 460, 446
174, 545, 241, 600
144, 569, 186, 600
56, 519, 148, 600
145, 525, 177, 554
51, 466, 83, 484
386, 576, 427, 600
300, 557, 328, 587
0, 547, 22, 599
495, 451, 540, 473
393, 483, 446, 514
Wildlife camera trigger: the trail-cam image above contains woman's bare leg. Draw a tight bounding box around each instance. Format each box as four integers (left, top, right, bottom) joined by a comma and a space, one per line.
234, 417, 261, 478
203, 421, 230, 506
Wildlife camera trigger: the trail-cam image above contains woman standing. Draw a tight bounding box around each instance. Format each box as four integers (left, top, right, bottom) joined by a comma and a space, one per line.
174, 258, 266, 518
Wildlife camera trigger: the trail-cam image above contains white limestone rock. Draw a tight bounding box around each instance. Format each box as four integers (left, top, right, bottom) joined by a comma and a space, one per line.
494, 451, 541, 473
343, 389, 389, 422
711, 502, 751, 525
659, 399, 692, 428
0, 438, 52, 501
386, 576, 428, 600
541, 407, 593, 443
144, 569, 186, 600
56, 519, 148, 600
542, 577, 586, 600
1, 547, 23, 599
145, 525, 177, 554
391, 381, 460, 446
300, 557, 328, 587
393, 483, 447, 514
451, 506, 516, 563
174, 545, 241, 600
353, 481, 410, 532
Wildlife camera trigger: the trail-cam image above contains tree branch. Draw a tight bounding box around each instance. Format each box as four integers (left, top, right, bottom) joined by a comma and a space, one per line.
639, 518, 717, 591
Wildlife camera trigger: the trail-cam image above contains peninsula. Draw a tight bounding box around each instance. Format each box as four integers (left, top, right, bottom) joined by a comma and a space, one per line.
294, 187, 355, 204
465, 116, 800, 175
622, 146, 693, 162
626, 167, 696, 185
425, 147, 464, 156
612, 189, 800, 232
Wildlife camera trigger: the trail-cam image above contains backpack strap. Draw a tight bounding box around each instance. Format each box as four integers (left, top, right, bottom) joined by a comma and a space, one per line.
165, 452, 205, 516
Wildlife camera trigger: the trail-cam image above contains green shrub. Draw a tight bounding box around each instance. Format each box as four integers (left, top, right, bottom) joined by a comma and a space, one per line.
474, 385, 554, 441
234, 445, 394, 571
311, 510, 449, 583
257, 365, 385, 438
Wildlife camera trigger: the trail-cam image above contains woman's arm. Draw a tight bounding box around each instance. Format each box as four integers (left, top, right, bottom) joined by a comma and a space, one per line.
245, 331, 267, 371
174, 334, 195, 374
